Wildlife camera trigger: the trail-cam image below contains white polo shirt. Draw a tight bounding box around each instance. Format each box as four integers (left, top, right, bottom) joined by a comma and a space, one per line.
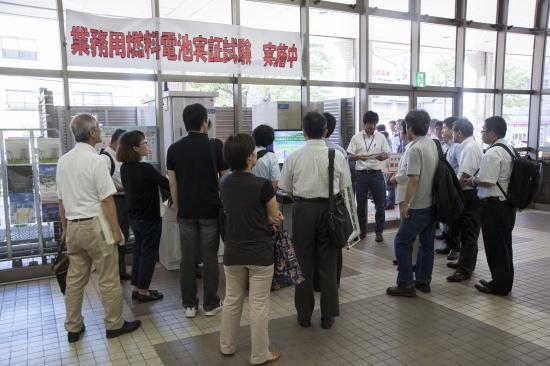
476, 138, 514, 200
347, 130, 389, 171
101, 145, 124, 194
57, 143, 117, 220
279, 139, 352, 199
457, 136, 482, 191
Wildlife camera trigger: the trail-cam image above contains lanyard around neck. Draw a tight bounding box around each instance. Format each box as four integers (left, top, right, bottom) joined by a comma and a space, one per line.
363, 132, 376, 153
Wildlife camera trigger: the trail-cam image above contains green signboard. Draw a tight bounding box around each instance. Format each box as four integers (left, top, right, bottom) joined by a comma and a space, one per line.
415, 72, 426, 87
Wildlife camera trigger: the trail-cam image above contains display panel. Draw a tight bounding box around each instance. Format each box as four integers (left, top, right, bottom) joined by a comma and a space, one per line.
271, 129, 306, 164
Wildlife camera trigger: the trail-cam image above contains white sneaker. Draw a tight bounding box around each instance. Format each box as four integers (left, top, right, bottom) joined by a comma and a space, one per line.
204, 302, 223, 317
185, 307, 197, 318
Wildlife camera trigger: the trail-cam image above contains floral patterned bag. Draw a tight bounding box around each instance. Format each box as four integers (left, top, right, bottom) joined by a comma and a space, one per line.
271, 230, 305, 290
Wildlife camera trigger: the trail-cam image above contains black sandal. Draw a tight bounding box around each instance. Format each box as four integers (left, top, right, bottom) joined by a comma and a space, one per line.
136, 290, 164, 303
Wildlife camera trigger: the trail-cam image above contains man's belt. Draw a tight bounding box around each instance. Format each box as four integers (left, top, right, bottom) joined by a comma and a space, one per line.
294, 194, 342, 203
68, 217, 94, 222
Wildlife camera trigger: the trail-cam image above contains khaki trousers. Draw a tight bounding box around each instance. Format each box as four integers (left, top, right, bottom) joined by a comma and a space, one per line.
220, 264, 274, 365
64, 218, 124, 333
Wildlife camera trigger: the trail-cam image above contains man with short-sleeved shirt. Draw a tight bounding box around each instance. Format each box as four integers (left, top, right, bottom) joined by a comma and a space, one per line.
252, 124, 280, 190
166, 103, 228, 318
100, 128, 131, 281
387, 110, 438, 297
470, 116, 515, 296
279, 112, 352, 330
347, 111, 389, 242
446, 119, 483, 283
57, 114, 141, 343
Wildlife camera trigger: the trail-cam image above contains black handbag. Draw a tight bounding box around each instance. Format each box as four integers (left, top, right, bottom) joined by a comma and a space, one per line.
209, 138, 226, 241
325, 148, 353, 248
52, 239, 69, 295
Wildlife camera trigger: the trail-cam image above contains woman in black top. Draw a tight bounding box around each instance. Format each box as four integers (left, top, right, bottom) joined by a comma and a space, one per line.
118, 131, 170, 303
219, 134, 283, 365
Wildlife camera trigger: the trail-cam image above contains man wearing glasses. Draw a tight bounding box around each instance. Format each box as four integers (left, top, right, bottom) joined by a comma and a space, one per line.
469, 116, 515, 296
57, 114, 141, 343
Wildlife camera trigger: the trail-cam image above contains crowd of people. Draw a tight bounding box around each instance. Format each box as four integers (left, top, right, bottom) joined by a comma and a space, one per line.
56, 103, 517, 364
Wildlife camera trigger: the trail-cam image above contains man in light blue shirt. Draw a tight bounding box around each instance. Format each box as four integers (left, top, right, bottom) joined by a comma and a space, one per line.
251, 124, 280, 190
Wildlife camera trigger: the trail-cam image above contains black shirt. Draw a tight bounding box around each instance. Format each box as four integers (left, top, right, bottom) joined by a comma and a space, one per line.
166, 132, 227, 219
220, 172, 275, 266
120, 162, 170, 220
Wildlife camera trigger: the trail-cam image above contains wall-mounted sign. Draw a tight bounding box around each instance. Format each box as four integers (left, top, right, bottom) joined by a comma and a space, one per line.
66, 10, 302, 77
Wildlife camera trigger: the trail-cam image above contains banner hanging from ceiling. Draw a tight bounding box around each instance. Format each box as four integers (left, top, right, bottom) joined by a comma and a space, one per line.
66, 10, 302, 77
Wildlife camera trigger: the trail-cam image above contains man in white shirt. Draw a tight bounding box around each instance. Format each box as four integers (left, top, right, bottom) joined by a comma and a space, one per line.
470, 116, 515, 296
279, 112, 351, 330
387, 110, 439, 297
446, 119, 483, 283
347, 111, 389, 242
251, 124, 280, 190
57, 114, 141, 343
100, 128, 131, 281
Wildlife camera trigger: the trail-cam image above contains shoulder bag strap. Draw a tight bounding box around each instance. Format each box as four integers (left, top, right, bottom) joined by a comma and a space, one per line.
328, 148, 335, 213
433, 139, 444, 161
487, 143, 515, 200
99, 148, 115, 176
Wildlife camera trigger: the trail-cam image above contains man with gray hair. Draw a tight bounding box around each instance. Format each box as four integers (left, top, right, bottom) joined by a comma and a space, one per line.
56, 113, 141, 343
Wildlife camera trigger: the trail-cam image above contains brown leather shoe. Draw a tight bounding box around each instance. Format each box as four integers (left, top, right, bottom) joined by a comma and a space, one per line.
266, 352, 281, 363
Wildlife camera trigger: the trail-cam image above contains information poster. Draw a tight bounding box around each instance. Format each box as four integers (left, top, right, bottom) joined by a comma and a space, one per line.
37, 138, 61, 163
384, 153, 403, 173
7, 166, 33, 193
100, 126, 158, 162
9, 193, 35, 224
5, 138, 30, 165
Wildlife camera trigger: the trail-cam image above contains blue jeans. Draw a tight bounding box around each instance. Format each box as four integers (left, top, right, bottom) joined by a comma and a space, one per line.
129, 218, 162, 289
395, 207, 436, 287
179, 219, 220, 311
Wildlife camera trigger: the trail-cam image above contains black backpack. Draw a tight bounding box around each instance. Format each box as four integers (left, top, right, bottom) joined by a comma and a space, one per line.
99, 148, 115, 176
489, 143, 543, 210
432, 139, 464, 224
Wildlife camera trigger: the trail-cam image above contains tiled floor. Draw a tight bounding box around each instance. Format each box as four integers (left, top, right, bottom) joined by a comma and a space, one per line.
1, 209, 550, 366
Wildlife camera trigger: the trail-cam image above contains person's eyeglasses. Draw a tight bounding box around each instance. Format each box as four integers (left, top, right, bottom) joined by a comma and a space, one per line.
480, 130, 488, 134
139, 140, 148, 146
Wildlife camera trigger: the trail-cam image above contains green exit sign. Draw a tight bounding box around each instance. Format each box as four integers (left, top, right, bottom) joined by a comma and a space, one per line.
415, 72, 426, 87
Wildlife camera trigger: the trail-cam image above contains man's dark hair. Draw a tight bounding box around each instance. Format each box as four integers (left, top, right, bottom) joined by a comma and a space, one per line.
223, 133, 256, 171
110, 129, 126, 145
485, 116, 507, 138
389, 120, 396, 126
117, 130, 145, 163
183, 103, 207, 132
302, 112, 326, 139
443, 116, 458, 130
453, 118, 474, 138
323, 112, 337, 138
363, 111, 379, 125
434, 121, 443, 129
405, 109, 431, 136
252, 124, 275, 147
399, 119, 407, 133
376, 124, 386, 132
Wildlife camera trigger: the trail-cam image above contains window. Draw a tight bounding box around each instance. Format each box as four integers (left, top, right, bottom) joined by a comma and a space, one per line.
464, 29, 497, 89
369, 0, 408, 12
507, 0, 536, 28
466, 0, 497, 24
242, 85, 301, 135
369, 17, 411, 85
160, 0, 231, 24
310, 9, 359, 82
539, 96, 550, 152
420, 0, 455, 18
0, 1, 61, 69
419, 23, 456, 87
310, 87, 358, 146
416, 96, 453, 121
502, 94, 530, 148
462, 92, 494, 146
64, 0, 152, 18
0, 37, 37, 61
0, 76, 64, 132
504, 33, 534, 90
544, 36, 550, 89
368, 95, 409, 126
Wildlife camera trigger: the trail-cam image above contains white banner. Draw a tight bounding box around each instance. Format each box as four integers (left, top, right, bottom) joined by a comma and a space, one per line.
66, 10, 302, 77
